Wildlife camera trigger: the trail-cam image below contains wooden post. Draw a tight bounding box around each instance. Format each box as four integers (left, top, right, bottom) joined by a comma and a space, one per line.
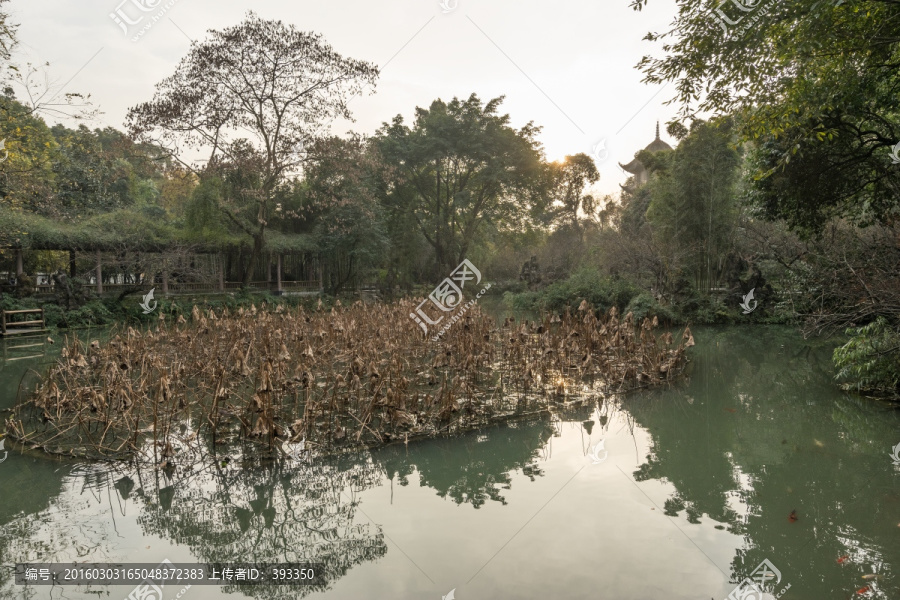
318, 255, 324, 292
69, 250, 76, 278
218, 253, 225, 292
162, 261, 169, 295
95, 251, 103, 294
276, 254, 283, 293
267, 253, 273, 290
15, 248, 23, 276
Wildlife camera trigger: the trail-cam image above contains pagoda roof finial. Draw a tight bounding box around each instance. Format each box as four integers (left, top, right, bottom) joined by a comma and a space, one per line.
655, 121, 660, 140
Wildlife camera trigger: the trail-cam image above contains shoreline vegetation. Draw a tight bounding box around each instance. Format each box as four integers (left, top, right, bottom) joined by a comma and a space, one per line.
5, 299, 693, 464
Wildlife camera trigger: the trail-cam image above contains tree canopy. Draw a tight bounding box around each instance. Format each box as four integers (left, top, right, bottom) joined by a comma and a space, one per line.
127, 11, 378, 283
375, 94, 544, 279
633, 0, 900, 235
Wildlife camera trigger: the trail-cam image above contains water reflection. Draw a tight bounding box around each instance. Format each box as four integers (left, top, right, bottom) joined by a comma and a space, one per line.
626, 327, 900, 599
0, 407, 553, 599
1, 327, 898, 599
374, 416, 553, 508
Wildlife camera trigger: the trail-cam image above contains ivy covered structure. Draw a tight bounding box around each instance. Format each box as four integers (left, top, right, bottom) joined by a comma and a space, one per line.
0, 205, 323, 299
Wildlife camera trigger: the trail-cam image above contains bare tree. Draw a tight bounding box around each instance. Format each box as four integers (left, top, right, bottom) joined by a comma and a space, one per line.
126, 12, 378, 285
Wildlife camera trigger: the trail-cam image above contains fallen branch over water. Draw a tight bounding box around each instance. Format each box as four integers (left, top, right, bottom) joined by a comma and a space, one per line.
5, 299, 693, 462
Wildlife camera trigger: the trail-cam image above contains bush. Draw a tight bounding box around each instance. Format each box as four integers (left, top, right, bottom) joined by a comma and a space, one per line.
833, 317, 900, 395
63, 300, 114, 328
503, 289, 540, 312
500, 266, 641, 314
41, 303, 65, 328
539, 267, 640, 312
625, 293, 677, 325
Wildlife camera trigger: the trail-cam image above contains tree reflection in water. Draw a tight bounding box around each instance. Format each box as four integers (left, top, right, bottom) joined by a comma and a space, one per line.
373, 414, 554, 508
0, 414, 559, 599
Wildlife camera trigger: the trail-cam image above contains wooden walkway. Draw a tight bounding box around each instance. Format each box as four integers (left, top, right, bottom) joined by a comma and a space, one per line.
0, 308, 48, 338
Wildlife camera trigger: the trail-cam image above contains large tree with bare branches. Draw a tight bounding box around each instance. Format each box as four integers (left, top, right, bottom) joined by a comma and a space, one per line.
126, 12, 378, 285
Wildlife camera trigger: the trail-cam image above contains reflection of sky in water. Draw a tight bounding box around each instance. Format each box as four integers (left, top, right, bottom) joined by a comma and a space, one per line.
0, 326, 898, 599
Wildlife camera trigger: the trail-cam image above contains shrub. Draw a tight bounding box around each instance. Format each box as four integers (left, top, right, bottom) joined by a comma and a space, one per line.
625, 293, 677, 325
41, 303, 65, 328
833, 317, 900, 395
503, 290, 540, 312
539, 267, 640, 312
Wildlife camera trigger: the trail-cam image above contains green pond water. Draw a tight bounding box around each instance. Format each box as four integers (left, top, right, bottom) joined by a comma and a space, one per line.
0, 325, 898, 600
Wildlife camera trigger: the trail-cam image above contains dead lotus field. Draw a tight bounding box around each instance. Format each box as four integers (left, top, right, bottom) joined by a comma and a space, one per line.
6, 299, 694, 463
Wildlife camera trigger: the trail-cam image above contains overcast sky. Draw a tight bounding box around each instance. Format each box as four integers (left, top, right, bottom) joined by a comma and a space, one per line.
7, 0, 680, 195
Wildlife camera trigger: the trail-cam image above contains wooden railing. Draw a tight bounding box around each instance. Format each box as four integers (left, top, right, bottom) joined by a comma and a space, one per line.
8, 280, 323, 296
1, 308, 46, 337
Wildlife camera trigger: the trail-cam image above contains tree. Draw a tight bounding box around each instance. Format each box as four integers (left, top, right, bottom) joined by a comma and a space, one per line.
631, 0, 900, 233
126, 12, 378, 285
51, 125, 144, 214
0, 0, 17, 86
542, 153, 600, 244
645, 119, 741, 291
0, 96, 58, 216
302, 135, 387, 294
375, 94, 544, 280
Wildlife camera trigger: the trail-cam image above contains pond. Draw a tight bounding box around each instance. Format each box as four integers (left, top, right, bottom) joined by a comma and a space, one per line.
0, 325, 898, 600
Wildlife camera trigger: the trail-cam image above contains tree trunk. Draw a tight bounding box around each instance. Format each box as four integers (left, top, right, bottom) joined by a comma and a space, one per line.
243, 230, 264, 287
218, 253, 225, 292
95, 251, 103, 294
276, 254, 282, 293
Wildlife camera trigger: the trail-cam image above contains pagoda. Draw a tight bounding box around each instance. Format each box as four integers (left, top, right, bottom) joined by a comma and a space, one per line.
619, 122, 672, 191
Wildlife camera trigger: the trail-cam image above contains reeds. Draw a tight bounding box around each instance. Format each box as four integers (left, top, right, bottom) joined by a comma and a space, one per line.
5, 299, 693, 462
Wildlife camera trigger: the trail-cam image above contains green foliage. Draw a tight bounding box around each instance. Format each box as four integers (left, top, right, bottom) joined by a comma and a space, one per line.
303, 136, 388, 294
834, 318, 900, 395
523, 266, 640, 313
62, 300, 114, 328
625, 293, 677, 325
50, 124, 149, 214
0, 95, 58, 221
645, 118, 741, 288
502, 289, 540, 312
633, 0, 900, 236
375, 93, 544, 280
618, 186, 652, 234
185, 176, 233, 242
40, 302, 65, 327
539, 153, 600, 241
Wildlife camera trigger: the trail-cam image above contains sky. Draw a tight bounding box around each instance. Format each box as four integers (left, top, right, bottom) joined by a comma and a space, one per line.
7, 0, 681, 196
